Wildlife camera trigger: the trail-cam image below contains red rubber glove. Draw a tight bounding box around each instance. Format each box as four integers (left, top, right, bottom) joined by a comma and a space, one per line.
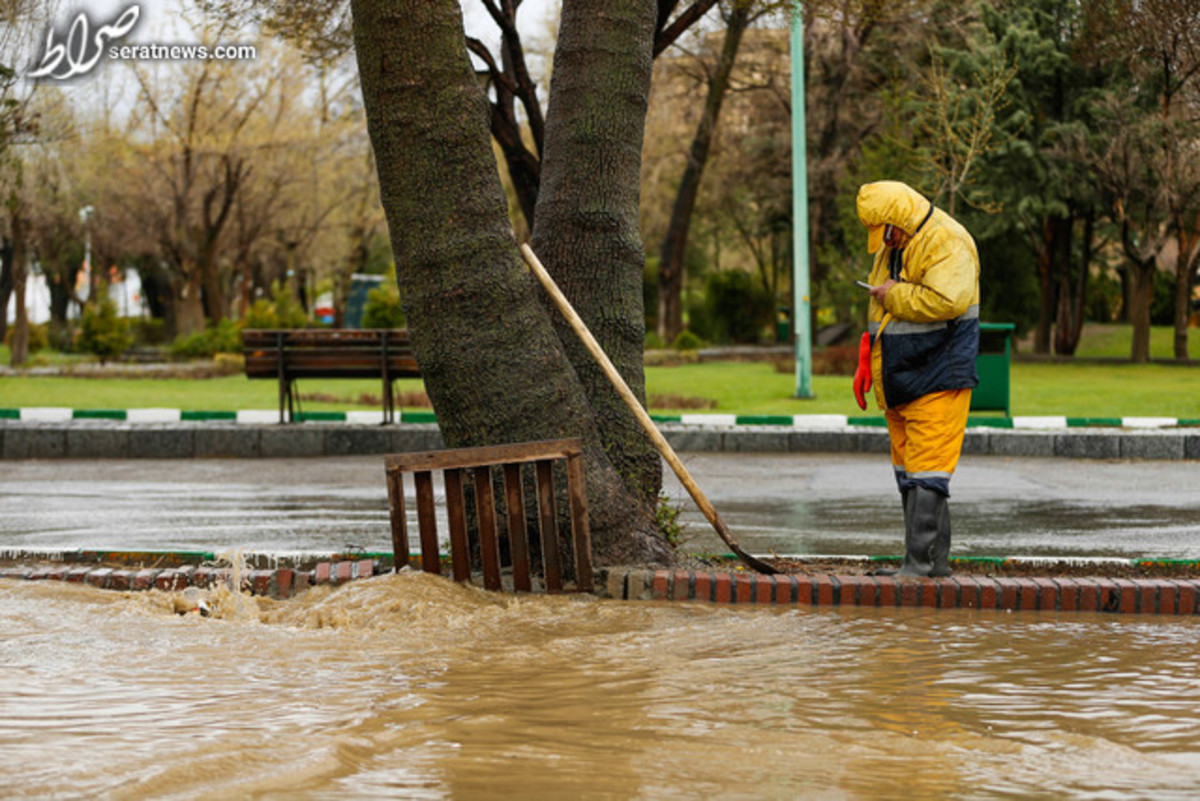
852, 331, 872, 411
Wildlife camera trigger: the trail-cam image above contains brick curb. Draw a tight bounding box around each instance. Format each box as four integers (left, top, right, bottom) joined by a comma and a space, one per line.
0, 558, 380, 599
597, 568, 1200, 616
5, 559, 1197, 615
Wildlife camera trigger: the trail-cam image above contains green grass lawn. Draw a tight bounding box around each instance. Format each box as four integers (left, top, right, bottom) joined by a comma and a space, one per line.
1069, 324, 1200, 359
646, 359, 1200, 419
2, 324, 1198, 419
2, 360, 1198, 419
0, 375, 430, 413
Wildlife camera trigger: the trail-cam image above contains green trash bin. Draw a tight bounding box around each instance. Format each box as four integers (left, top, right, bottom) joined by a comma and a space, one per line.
971, 322, 1016, 416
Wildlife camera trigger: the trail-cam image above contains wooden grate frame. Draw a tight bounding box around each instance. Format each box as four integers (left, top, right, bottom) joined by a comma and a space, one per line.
384, 439, 593, 593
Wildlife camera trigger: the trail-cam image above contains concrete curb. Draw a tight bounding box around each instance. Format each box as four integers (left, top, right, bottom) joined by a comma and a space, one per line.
598, 568, 1200, 616
3, 420, 1198, 460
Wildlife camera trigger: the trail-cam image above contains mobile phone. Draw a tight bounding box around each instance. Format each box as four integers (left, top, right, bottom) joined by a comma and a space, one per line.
855, 280, 875, 291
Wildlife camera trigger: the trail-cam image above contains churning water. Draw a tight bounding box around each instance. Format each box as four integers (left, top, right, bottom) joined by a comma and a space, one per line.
3, 573, 1200, 799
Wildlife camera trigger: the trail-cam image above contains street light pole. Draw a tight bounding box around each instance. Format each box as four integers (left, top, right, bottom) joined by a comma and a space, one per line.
790, 4, 814, 399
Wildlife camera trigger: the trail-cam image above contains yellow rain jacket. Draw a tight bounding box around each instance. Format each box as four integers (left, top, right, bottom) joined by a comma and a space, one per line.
856, 181, 980, 410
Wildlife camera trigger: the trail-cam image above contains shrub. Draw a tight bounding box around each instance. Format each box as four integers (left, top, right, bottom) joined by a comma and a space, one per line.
703, 269, 774, 344
362, 278, 406, 329
811, 345, 860, 376
130, 317, 167, 346
48, 322, 77, 352
1151, 270, 1177, 326
644, 330, 666, 350
212, 352, 246, 374
672, 329, 704, 351
242, 282, 308, 330
683, 291, 715, 342
168, 318, 243, 359
1086, 270, 1123, 324
4, 322, 49, 353
78, 293, 133, 364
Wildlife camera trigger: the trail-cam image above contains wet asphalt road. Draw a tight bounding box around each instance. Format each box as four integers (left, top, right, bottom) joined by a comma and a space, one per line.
2, 452, 1199, 559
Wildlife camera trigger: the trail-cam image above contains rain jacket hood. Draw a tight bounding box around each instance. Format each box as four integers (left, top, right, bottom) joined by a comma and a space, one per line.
856, 180, 934, 238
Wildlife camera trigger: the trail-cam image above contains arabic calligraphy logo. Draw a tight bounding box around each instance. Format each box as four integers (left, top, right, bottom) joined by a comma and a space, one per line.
28, 5, 141, 81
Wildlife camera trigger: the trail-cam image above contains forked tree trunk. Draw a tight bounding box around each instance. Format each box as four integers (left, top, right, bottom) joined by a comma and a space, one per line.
532, 0, 663, 509
350, 0, 673, 566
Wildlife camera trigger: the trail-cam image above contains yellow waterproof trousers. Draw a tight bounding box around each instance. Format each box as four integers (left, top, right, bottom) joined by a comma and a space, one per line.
884, 389, 971, 497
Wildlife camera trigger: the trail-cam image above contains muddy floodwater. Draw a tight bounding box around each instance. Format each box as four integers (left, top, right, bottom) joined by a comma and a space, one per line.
3, 573, 1200, 799
4, 453, 1200, 798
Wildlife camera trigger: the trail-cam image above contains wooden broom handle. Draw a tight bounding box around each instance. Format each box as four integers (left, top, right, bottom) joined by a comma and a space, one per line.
520, 244, 771, 571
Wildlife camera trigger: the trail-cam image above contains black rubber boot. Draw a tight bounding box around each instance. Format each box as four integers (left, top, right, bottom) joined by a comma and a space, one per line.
896, 487, 946, 578
870, 488, 912, 577
931, 498, 952, 577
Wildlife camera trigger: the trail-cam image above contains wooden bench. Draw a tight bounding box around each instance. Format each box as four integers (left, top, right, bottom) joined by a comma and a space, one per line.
385, 439, 593, 593
242, 329, 420, 424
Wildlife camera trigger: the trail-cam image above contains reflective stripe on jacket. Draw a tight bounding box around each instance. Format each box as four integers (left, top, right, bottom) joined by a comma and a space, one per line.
857, 181, 981, 410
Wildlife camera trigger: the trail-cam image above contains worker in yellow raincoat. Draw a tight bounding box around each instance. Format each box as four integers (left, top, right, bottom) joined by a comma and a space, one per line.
852, 181, 980, 577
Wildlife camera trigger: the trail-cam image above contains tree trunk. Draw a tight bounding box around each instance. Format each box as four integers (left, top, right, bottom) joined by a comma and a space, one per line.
1126, 259, 1154, 363
1033, 217, 1056, 354
656, 1, 751, 344
176, 268, 207, 337
0, 236, 12, 344
350, 0, 673, 567
1174, 226, 1197, 361
1052, 215, 1074, 356
533, 0, 663, 509
199, 242, 227, 323
1052, 213, 1090, 357
1067, 213, 1093, 354
137, 261, 175, 336
9, 211, 29, 367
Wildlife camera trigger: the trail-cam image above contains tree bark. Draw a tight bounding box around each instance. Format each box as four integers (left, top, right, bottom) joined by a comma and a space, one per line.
533, 0, 663, 509
656, 1, 751, 344
1052, 212, 1090, 357
350, 0, 673, 567
1052, 235, 1073, 356
0, 236, 12, 344
1174, 224, 1198, 360
1068, 213, 1093, 354
8, 209, 29, 367
176, 268, 207, 337
1033, 217, 1057, 355
1126, 260, 1154, 363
